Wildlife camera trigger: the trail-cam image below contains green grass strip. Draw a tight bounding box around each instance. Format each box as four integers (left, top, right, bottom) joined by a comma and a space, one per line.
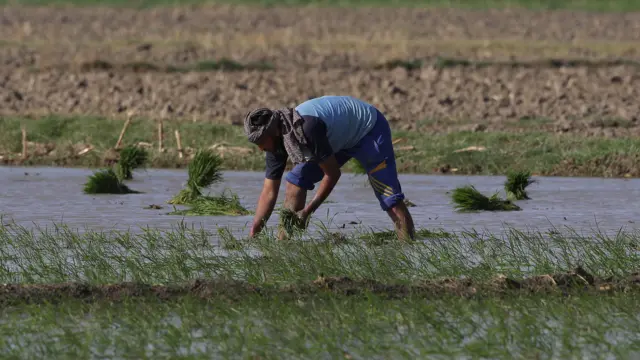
2, 115, 640, 178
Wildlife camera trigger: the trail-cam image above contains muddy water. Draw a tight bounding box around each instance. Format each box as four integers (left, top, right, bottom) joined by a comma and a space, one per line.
1, 166, 640, 242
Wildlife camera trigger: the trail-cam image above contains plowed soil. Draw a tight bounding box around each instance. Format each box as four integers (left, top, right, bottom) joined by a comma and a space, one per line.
2, 5, 640, 134
0, 268, 638, 305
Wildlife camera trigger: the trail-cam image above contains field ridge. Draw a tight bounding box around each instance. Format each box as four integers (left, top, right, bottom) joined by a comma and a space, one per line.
2, 268, 639, 305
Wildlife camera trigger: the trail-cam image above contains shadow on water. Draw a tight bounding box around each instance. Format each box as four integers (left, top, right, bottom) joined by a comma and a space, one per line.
1, 166, 640, 243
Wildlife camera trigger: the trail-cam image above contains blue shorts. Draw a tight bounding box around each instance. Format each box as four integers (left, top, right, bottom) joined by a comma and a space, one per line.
285, 109, 405, 211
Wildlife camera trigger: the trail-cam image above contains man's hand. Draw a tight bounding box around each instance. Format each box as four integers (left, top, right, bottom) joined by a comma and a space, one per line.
249, 223, 261, 238
250, 178, 281, 237
296, 209, 310, 229
303, 155, 341, 216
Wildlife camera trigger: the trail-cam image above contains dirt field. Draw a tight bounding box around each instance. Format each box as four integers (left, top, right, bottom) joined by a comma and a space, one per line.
1, 5, 640, 135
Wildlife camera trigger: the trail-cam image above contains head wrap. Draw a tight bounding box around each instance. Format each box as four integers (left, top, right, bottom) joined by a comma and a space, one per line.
244, 107, 309, 164
244, 108, 278, 144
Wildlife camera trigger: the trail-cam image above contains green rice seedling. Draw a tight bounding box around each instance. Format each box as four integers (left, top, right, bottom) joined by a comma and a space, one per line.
358, 227, 455, 245
351, 159, 367, 175
115, 145, 149, 180
168, 149, 223, 205
278, 208, 308, 238
217, 227, 245, 251
348, 158, 373, 189
168, 191, 251, 216
83, 168, 139, 194
451, 185, 520, 212
2, 293, 639, 359
505, 170, 536, 200
165, 150, 249, 216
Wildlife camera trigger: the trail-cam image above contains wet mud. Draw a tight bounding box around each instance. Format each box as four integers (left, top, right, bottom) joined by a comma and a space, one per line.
1, 268, 638, 305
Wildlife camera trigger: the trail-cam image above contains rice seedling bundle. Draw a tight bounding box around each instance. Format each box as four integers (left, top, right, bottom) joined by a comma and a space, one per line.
115, 145, 149, 181
451, 185, 520, 212
168, 149, 223, 205
83, 168, 138, 194
504, 170, 536, 201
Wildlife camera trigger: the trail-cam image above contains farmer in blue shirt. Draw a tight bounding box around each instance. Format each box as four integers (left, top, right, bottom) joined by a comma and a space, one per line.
244, 95, 415, 241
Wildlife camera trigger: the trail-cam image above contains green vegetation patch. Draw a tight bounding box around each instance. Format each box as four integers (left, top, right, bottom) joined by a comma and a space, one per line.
3, 115, 640, 178
0, 293, 637, 358
0, 219, 639, 358
74, 58, 275, 73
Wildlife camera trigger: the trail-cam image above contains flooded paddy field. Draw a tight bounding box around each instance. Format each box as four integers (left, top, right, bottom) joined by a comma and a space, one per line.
0, 166, 638, 358
2, 0, 640, 357
2, 166, 640, 239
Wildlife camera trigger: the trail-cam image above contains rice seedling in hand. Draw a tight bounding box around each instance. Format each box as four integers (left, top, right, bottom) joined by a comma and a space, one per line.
168, 149, 223, 205
83, 168, 139, 194
115, 145, 149, 180
451, 185, 520, 212
505, 170, 536, 201
278, 208, 308, 239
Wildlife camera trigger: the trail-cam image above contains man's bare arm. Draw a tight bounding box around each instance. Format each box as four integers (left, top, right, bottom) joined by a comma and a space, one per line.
250, 178, 281, 236
303, 155, 341, 216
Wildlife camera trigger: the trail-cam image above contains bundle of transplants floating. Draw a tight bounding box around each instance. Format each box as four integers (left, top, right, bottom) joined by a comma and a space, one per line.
83, 145, 536, 235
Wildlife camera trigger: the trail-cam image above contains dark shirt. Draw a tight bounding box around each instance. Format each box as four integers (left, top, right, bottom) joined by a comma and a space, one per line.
264, 115, 333, 180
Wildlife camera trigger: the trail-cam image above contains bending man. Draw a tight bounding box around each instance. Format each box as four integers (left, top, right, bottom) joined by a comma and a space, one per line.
244, 95, 415, 241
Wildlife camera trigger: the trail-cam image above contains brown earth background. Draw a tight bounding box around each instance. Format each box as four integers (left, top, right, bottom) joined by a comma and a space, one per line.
1, 5, 640, 136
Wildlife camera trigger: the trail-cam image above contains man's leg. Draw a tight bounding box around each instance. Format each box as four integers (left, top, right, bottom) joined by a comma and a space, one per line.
349, 110, 416, 241
385, 200, 415, 242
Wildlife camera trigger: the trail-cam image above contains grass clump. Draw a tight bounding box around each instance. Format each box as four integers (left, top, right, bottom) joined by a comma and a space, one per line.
505, 170, 536, 200
451, 185, 520, 212
168, 149, 223, 205
115, 145, 148, 180
83, 168, 139, 194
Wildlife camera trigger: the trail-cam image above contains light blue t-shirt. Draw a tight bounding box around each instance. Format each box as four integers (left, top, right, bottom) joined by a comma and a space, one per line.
295, 96, 378, 152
